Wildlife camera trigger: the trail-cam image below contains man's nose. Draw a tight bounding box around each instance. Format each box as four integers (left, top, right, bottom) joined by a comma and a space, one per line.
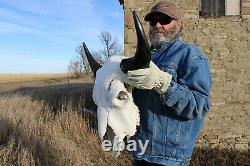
154, 22, 162, 28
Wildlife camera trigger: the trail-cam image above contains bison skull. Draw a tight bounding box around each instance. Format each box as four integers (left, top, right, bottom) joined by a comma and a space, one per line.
83, 11, 150, 157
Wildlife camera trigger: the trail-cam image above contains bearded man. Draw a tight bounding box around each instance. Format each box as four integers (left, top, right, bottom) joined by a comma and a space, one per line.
121, 1, 211, 166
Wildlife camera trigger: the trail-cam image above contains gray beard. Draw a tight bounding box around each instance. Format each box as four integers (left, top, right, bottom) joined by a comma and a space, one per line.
149, 28, 180, 49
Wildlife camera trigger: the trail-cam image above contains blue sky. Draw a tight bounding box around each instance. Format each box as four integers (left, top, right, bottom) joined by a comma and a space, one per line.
0, 0, 124, 73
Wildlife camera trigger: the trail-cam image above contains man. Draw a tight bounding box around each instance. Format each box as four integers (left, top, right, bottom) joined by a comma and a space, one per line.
121, 1, 211, 166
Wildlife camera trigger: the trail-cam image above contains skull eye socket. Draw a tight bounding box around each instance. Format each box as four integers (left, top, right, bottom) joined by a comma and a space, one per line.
117, 91, 128, 100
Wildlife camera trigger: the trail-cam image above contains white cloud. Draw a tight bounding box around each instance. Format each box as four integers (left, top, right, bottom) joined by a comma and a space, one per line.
0, 0, 124, 73
0, 0, 106, 46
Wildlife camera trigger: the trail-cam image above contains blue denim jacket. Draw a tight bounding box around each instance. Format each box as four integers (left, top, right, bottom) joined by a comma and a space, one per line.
131, 39, 211, 166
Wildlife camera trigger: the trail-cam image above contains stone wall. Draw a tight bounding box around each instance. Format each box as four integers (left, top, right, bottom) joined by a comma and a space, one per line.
119, 0, 250, 150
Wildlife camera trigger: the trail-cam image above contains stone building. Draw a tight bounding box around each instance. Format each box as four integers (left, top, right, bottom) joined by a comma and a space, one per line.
118, 0, 250, 150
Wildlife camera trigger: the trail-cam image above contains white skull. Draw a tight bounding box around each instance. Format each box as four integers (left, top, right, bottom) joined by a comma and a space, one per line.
83, 11, 151, 157
93, 56, 140, 148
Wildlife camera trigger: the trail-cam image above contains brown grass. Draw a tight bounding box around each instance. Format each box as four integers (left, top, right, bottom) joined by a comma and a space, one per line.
191, 147, 250, 166
0, 81, 132, 166
0, 73, 70, 93
0, 75, 249, 166
0, 73, 68, 83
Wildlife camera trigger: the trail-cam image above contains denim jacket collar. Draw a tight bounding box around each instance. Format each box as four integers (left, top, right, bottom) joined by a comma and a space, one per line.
151, 39, 179, 58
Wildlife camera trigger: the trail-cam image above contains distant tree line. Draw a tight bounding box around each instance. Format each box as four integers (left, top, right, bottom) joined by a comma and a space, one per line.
68, 31, 123, 79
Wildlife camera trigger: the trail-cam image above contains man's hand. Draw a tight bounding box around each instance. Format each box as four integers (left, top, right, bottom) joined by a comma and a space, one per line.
121, 61, 172, 94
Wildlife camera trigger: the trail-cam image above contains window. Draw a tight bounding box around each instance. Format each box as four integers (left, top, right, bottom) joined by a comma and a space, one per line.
200, 0, 241, 17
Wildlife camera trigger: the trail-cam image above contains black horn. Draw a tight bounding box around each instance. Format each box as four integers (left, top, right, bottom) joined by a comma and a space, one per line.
82, 42, 102, 76
120, 11, 151, 74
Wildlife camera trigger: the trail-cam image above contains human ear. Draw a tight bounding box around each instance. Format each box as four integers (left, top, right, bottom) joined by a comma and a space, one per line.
176, 20, 182, 30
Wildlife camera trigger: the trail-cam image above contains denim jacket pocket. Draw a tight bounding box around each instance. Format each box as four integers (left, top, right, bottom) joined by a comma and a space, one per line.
166, 115, 191, 152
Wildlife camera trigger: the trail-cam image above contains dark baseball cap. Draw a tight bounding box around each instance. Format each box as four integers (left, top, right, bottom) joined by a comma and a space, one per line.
144, 1, 184, 21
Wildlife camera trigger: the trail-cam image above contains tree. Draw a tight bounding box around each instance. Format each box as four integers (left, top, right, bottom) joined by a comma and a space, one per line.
67, 58, 83, 79
99, 31, 123, 60
71, 31, 123, 78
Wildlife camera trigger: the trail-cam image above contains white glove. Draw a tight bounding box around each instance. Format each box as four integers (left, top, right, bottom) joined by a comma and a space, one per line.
121, 61, 172, 94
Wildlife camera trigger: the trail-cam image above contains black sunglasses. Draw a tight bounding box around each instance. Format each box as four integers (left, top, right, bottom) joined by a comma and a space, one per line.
149, 17, 174, 26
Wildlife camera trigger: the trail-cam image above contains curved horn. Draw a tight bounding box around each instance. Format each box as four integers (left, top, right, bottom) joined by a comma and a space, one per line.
133, 10, 151, 68
82, 42, 102, 76
120, 11, 151, 74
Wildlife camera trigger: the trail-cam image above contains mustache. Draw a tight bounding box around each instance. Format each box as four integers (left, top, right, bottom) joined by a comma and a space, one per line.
150, 28, 166, 34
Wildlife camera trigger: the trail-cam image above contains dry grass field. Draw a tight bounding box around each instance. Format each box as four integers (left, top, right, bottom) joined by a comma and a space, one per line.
0, 74, 71, 93
0, 74, 132, 166
0, 73, 67, 83
0, 74, 249, 166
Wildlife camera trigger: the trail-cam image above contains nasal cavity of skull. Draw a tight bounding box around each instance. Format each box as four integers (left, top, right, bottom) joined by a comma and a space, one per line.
117, 91, 128, 100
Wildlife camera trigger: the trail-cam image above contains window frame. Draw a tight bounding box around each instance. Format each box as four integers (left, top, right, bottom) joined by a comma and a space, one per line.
199, 0, 242, 18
